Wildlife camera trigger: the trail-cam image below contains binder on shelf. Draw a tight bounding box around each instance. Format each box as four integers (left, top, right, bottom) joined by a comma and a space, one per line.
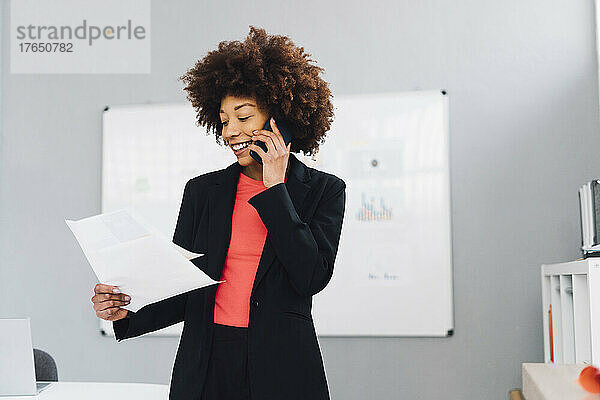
578, 180, 600, 256
594, 180, 600, 245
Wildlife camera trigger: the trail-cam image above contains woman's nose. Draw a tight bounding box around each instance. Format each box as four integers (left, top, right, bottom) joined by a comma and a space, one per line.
222, 126, 240, 141
224, 130, 242, 141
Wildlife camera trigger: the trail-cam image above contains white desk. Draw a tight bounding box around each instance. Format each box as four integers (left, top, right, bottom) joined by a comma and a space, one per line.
1, 382, 168, 399
522, 363, 600, 400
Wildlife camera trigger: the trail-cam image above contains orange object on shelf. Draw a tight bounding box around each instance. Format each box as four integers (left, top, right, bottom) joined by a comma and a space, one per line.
549, 305, 554, 363
578, 365, 600, 393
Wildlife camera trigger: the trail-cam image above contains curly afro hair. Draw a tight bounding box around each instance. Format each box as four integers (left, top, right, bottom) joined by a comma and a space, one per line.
178, 25, 334, 156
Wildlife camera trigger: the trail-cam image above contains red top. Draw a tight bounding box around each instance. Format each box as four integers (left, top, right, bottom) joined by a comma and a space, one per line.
213, 172, 287, 327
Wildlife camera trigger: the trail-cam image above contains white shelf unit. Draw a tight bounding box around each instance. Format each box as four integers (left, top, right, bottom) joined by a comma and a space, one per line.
541, 259, 600, 365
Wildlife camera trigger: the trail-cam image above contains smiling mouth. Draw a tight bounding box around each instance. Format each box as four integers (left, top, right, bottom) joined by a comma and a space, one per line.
231, 141, 252, 152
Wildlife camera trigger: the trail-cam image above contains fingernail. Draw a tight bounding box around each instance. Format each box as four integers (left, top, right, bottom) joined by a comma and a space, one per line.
125, 296, 130, 301
271, 117, 275, 123
252, 130, 258, 134
113, 288, 121, 293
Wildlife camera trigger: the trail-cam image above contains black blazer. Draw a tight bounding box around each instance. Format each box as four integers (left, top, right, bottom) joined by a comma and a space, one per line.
112, 153, 346, 400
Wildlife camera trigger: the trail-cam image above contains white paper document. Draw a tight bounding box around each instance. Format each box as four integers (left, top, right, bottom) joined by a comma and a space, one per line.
65, 209, 222, 313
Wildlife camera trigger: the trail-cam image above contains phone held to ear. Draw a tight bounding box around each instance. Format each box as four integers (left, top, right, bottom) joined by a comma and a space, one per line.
249, 118, 294, 165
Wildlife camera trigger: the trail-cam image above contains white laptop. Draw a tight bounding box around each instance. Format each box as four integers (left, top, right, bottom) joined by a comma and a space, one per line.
0, 318, 53, 396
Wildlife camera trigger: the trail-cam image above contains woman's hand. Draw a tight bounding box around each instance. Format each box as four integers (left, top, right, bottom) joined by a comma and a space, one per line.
91, 283, 131, 321
248, 117, 292, 188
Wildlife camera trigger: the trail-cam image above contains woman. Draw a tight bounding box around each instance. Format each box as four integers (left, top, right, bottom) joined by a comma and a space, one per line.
91, 26, 346, 400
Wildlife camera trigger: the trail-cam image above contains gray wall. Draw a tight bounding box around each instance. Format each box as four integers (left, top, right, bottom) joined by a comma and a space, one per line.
2, 0, 599, 398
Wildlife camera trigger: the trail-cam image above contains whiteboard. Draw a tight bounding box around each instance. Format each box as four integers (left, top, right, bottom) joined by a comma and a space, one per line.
100, 90, 454, 338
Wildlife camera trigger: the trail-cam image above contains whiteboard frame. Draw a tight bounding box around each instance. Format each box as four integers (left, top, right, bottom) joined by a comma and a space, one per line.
99, 90, 454, 338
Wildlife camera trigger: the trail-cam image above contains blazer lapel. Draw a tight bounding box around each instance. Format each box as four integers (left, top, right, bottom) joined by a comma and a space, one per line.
205, 161, 240, 281
205, 154, 312, 295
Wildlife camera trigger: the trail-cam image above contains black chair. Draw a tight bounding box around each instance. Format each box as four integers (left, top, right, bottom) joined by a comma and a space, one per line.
33, 349, 58, 381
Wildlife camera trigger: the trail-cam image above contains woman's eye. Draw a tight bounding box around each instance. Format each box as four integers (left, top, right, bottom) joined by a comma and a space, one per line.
221, 117, 249, 126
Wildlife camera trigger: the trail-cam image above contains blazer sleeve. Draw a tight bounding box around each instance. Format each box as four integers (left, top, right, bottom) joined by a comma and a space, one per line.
247, 177, 346, 297
113, 179, 197, 341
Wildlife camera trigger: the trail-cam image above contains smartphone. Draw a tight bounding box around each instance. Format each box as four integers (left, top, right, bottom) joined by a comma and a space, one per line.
249, 117, 294, 165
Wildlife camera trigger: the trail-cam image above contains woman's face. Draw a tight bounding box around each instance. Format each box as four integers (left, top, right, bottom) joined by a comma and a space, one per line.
220, 95, 269, 166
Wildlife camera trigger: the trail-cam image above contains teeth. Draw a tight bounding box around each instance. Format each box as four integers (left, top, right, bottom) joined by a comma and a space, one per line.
232, 141, 250, 151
